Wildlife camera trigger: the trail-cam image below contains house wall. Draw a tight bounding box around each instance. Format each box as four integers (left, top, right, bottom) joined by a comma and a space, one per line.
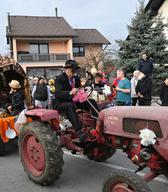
74, 44, 102, 65
14, 38, 73, 72
17, 40, 29, 51
20, 61, 65, 72
49, 41, 67, 53
157, 0, 168, 39
16, 40, 70, 54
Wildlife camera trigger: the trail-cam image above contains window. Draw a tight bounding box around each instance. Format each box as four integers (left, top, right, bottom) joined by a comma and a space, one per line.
73, 46, 85, 57
123, 118, 163, 138
29, 43, 49, 54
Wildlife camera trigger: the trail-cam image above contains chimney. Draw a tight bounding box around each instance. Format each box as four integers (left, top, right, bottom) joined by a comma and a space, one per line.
7, 12, 11, 32
55, 8, 58, 18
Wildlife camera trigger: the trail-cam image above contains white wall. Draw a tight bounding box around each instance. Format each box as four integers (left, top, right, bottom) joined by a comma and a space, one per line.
158, 0, 168, 40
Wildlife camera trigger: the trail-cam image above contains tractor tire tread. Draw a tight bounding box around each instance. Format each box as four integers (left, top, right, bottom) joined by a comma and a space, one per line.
18, 121, 64, 185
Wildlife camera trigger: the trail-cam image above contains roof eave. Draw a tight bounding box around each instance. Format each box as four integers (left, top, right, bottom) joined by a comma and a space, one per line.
145, 0, 165, 12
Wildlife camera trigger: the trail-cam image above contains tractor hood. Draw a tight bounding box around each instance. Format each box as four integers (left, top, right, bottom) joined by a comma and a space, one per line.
99, 106, 168, 138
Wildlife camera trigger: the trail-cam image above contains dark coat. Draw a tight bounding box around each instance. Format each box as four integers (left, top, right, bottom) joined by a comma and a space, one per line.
136, 76, 152, 101
160, 82, 168, 106
34, 84, 48, 101
138, 57, 154, 76
7, 90, 25, 115
53, 73, 81, 109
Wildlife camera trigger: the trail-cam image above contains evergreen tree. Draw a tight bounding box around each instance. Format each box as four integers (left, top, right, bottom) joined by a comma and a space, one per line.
116, 0, 168, 83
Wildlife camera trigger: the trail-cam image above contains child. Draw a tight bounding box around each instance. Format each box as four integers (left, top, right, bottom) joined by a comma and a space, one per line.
7, 80, 25, 115
160, 78, 168, 106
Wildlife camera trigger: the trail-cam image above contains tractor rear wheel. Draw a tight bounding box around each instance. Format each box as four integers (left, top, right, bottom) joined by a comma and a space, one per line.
0, 137, 6, 156
103, 169, 152, 192
18, 121, 64, 185
86, 143, 116, 162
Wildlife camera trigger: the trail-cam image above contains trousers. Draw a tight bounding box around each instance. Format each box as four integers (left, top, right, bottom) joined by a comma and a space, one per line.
54, 99, 99, 131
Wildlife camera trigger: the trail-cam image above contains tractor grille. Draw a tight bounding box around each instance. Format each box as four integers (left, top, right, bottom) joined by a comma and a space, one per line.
123, 118, 163, 138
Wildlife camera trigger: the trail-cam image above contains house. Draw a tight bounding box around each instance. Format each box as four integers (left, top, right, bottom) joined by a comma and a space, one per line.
145, 0, 168, 42
6, 14, 110, 78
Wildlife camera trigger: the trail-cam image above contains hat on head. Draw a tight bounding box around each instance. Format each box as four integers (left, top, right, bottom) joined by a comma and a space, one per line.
9, 80, 21, 89
64, 60, 80, 69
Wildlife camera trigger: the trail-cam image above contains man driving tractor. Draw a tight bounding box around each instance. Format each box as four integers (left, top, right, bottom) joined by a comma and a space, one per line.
52, 59, 99, 142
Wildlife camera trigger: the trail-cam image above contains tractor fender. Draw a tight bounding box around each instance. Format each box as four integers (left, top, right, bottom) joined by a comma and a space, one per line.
25, 109, 59, 121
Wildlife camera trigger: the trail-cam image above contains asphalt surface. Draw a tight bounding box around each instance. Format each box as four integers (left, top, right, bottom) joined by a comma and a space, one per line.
0, 140, 167, 192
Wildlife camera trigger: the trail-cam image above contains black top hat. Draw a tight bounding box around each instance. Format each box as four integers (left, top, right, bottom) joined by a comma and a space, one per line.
64, 60, 80, 69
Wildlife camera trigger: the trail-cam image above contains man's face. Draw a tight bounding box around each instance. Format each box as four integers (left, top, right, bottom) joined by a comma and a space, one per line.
95, 76, 102, 83
165, 78, 168, 85
39, 79, 44, 84
142, 54, 147, 61
65, 68, 74, 78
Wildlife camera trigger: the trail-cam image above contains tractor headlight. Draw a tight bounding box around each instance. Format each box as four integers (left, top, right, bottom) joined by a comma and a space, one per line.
140, 148, 152, 161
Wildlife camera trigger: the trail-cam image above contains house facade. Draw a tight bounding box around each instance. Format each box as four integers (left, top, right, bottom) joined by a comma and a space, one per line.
146, 0, 168, 43
6, 14, 110, 78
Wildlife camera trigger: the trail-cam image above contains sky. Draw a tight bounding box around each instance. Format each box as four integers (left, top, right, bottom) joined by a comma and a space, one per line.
0, 0, 148, 55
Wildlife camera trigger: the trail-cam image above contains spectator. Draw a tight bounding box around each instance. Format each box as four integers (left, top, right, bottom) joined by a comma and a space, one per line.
84, 72, 93, 87
48, 78, 56, 109
116, 69, 131, 106
93, 73, 105, 91
109, 70, 121, 100
131, 70, 139, 106
160, 77, 168, 106
32, 76, 50, 108
138, 51, 154, 77
91, 73, 106, 102
136, 72, 152, 106
112, 70, 121, 88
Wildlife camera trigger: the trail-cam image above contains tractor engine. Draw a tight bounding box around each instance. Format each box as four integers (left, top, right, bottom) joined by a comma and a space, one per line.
126, 139, 166, 172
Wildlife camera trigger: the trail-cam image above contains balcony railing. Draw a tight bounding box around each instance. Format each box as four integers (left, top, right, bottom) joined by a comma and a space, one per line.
17, 53, 70, 62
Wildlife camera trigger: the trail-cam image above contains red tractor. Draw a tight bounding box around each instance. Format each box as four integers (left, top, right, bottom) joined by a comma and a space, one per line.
18, 102, 168, 191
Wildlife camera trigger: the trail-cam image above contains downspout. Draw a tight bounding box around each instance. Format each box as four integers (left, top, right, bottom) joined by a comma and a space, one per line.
7, 13, 13, 57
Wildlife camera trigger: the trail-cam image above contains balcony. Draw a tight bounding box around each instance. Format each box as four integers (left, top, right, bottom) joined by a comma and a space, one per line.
17, 53, 70, 62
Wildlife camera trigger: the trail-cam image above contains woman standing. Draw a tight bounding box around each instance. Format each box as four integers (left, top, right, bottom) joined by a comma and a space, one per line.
130, 70, 139, 106
32, 77, 50, 108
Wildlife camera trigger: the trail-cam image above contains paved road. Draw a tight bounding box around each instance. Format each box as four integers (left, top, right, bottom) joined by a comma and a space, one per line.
0, 140, 167, 192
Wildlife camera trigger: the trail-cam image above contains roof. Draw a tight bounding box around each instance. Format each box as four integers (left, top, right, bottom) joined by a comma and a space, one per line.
73, 29, 111, 45
145, 0, 165, 13
7, 15, 77, 37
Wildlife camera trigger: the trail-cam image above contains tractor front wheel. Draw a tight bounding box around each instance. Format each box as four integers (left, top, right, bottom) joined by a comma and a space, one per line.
18, 121, 64, 185
103, 170, 152, 192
